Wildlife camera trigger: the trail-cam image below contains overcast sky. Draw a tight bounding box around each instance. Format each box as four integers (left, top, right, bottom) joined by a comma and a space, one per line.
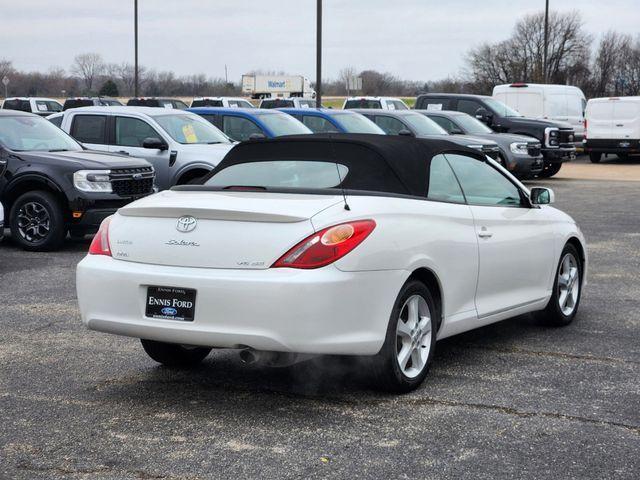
2, 0, 639, 81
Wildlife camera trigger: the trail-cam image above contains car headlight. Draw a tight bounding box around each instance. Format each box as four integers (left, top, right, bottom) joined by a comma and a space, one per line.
466, 144, 483, 150
545, 127, 560, 147
510, 142, 529, 154
73, 170, 112, 192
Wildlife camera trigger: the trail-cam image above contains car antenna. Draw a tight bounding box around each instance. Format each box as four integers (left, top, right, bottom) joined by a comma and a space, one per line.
328, 134, 350, 211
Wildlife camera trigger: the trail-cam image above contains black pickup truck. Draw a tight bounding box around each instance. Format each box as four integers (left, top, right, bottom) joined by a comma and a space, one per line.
0, 110, 154, 251
415, 94, 576, 177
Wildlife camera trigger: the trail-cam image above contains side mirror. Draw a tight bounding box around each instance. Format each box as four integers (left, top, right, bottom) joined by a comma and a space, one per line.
475, 107, 492, 125
142, 137, 168, 150
248, 133, 266, 140
530, 187, 555, 205
398, 129, 414, 137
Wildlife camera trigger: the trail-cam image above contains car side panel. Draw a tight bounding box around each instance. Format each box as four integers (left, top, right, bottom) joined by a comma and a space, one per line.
311, 196, 480, 322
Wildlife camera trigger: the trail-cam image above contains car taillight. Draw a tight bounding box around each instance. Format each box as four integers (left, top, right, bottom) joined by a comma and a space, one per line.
88, 216, 112, 256
272, 220, 376, 269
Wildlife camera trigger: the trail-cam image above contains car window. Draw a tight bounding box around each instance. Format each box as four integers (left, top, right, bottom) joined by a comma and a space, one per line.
427, 154, 466, 203
198, 114, 218, 127
420, 99, 450, 110
48, 115, 63, 127
71, 115, 107, 144
445, 153, 522, 207
236, 100, 254, 108
35, 100, 62, 113
402, 113, 448, 135
457, 99, 484, 117
332, 113, 385, 134
374, 116, 408, 135
257, 113, 312, 136
153, 113, 229, 144
115, 116, 161, 147
223, 116, 263, 141
428, 116, 459, 133
389, 100, 408, 110
302, 115, 338, 133
172, 100, 189, 110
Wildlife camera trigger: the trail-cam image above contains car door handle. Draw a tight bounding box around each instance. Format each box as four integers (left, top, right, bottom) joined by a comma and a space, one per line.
116, 150, 130, 155
478, 228, 493, 239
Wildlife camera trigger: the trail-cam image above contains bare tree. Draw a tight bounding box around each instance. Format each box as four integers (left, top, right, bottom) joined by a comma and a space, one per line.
466, 10, 591, 93
72, 53, 105, 93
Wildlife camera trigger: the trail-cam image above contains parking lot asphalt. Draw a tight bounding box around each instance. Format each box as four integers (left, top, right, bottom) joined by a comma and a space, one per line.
1, 164, 639, 479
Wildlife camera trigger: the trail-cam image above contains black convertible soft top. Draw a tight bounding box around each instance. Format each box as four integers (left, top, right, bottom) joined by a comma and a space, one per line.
194, 134, 485, 197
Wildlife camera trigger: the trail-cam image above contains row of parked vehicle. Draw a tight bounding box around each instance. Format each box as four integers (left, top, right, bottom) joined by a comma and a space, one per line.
1, 82, 638, 251
0, 95, 320, 115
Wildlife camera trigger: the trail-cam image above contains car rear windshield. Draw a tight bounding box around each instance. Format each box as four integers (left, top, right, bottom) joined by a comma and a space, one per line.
206, 160, 348, 189
152, 113, 231, 144
344, 99, 382, 109
0, 115, 81, 151
191, 99, 223, 107
256, 112, 312, 136
332, 112, 385, 134
261, 100, 294, 108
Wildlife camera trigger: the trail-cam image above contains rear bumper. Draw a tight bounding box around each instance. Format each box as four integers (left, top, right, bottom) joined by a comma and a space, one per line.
76, 256, 406, 356
584, 139, 640, 154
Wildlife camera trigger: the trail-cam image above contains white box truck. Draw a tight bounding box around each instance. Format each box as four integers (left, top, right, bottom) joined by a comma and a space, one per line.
584, 96, 640, 162
493, 83, 586, 142
242, 75, 315, 99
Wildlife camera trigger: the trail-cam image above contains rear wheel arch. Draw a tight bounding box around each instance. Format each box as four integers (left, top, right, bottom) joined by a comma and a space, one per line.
407, 267, 444, 333
176, 168, 211, 185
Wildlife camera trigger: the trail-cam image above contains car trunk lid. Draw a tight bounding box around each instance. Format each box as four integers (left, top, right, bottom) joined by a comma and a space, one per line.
109, 190, 343, 269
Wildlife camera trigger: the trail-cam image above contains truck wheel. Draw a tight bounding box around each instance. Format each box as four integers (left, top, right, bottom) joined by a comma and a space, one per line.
589, 152, 601, 163
9, 190, 67, 251
539, 163, 562, 178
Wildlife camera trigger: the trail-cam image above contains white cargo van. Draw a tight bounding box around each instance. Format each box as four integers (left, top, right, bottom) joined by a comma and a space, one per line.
584, 96, 640, 162
493, 84, 586, 141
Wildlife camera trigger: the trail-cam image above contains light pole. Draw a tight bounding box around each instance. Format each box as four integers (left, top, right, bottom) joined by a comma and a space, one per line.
134, 0, 139, 96
543, 0, 549, 83
316, 0, 322, 107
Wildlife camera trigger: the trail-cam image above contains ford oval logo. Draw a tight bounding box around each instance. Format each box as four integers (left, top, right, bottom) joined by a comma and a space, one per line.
161, 307, 178, 316
176, 216, 197, 233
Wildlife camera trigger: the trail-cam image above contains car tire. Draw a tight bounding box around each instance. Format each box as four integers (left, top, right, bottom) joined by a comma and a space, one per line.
617, 153, 629, 161
537, 244, 583, 327
539, 163, 562, 178
141, 339, 211, 367
9, 190, 67, 251
371, 280, 437, 393
589, 152, 601, 163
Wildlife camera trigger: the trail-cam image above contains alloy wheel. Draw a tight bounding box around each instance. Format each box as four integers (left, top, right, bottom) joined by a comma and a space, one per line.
557, 253, 580, 316
395, 294, 432, 378
17, 201, 51, 243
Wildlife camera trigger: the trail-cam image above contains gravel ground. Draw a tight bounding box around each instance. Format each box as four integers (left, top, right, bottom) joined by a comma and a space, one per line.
0, 170, 638, 479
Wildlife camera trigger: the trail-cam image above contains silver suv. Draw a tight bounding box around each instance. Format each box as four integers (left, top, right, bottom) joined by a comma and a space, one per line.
49, 106, 235, 188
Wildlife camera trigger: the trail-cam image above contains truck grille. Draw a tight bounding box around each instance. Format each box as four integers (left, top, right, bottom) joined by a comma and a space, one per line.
559, 128, 575, 147
110, 167, 155, 198
527, 143, 542, 157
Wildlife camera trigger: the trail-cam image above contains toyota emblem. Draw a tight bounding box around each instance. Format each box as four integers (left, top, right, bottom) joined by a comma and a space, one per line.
176, 216, 197, 233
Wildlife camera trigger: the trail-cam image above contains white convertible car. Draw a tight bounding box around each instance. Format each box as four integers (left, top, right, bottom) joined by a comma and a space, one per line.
77, 134, 587, 392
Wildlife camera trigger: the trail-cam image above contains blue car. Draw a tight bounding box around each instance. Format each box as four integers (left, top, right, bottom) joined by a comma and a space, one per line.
278, 108, 385, 134
187, 107, 311, 142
